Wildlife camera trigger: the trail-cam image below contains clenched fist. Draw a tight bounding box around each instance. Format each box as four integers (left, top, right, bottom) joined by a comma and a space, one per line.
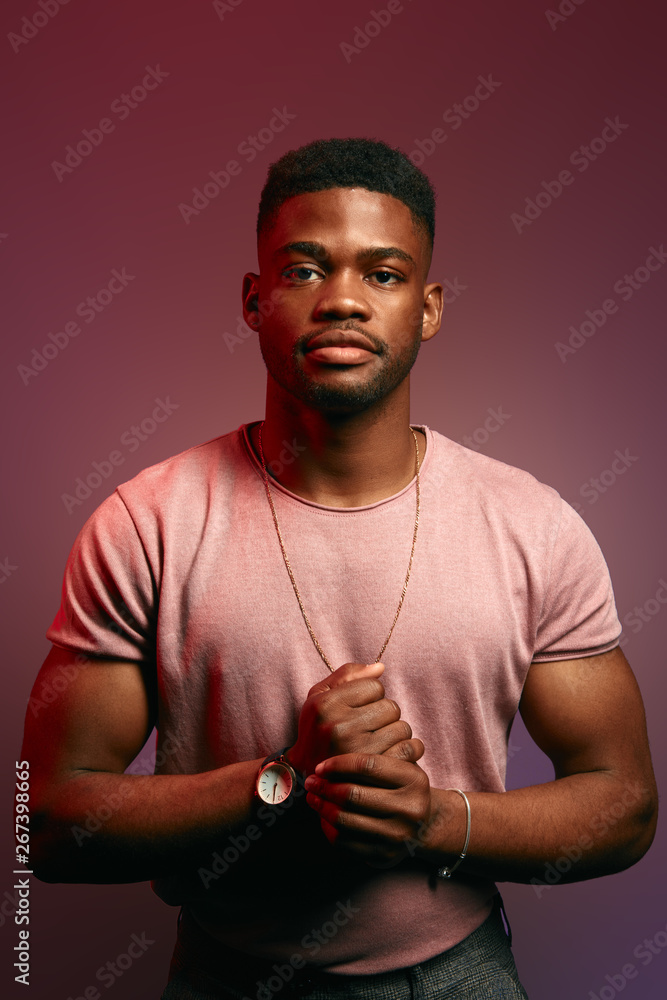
287, 662, 422, 777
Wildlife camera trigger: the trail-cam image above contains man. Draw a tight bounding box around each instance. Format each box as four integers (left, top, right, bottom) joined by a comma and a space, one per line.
24, 138, 657, 999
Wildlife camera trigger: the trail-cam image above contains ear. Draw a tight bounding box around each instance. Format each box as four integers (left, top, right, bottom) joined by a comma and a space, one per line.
242, 272, 261, 328
420, 281, 443, 343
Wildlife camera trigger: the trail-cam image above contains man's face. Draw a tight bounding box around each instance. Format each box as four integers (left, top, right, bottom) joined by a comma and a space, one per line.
243, 187, 442, 414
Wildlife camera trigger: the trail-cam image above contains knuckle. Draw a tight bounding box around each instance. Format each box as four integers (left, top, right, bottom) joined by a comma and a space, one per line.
384, 739, 411, 761
406, 800, 424, 824
329, 721, 347, 744
347, 784, 362, 807
336, 809, 353, 830
356, 752, 377, 774
365, 679, 385, 699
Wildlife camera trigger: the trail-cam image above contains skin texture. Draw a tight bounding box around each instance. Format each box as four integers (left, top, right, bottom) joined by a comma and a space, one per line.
23, 187, 657, 885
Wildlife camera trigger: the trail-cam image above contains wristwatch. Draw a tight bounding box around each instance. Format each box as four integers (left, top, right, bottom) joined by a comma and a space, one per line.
255, 749, 298, 806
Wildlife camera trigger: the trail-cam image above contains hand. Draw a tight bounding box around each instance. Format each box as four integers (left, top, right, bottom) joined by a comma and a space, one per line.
287, 662, 415, 777
303, 750, 432, 867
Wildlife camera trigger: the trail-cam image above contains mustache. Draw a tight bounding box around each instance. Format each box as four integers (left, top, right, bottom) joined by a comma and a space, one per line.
296, 322, 387, 355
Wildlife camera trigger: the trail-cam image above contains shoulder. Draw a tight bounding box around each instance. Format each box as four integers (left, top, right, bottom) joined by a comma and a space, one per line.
113, 424, 250, 515
71, 425, 253, 556
427, 428, 565, 524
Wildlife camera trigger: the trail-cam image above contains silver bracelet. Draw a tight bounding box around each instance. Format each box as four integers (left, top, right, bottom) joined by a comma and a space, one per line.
436, 788, 471, 879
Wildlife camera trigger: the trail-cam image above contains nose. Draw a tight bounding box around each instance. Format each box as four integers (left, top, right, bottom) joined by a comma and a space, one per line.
312, 270, 371, 322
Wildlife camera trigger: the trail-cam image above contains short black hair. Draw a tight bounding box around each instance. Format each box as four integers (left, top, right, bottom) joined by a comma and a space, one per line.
256, 137, 436, 254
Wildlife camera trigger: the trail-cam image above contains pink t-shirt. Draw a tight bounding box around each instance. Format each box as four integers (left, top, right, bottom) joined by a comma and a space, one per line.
47, 423, 620, 973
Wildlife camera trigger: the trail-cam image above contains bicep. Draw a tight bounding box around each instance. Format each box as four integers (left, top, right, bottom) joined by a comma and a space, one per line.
519, 646, 654, 782
23, 645, 157, 800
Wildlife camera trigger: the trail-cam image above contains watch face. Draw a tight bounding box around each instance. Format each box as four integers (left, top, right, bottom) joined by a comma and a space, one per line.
257, 762, 294, 805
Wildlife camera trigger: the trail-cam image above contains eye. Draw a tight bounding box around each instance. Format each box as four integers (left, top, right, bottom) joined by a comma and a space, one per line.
282, 265, 321, 282
371, 270, 403, 285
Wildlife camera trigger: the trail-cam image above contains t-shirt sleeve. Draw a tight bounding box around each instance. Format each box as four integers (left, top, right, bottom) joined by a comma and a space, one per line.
46, 490, 157, 662
532, 498, 621, 661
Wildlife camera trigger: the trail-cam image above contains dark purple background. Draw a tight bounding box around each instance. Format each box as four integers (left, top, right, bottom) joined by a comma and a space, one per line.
1, 0, 665, 996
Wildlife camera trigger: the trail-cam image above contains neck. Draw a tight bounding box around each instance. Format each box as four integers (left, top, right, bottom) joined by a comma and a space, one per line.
249, 381, 425, 507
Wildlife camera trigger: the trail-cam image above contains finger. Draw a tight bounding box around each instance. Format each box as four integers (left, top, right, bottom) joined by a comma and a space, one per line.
332, 697, 403, 734
317, 815, 405, 867
319, 816, 338, 847
309, 793, 421, 845
382, 738, 425, 763
306, 783, 386, 816
354, 719, 413, 755
317, 813, 411, 866
307, 661, 384, 698
311, 753, 429, 792
306, 779, 422, 818
321, 677, 390, 711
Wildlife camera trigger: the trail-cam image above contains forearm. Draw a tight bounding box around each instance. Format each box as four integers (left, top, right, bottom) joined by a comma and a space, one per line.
31, 759, 265, 883
419, 770, 657, 883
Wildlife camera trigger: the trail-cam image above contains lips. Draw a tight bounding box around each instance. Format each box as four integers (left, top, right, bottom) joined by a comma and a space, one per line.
304, 330, 378, 365
304, 330, 377, 353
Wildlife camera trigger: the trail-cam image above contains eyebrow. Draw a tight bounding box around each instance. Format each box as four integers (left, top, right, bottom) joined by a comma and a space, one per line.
272, 241, 416, 268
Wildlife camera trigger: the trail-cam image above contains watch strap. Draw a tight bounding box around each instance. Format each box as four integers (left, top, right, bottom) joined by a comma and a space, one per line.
259, 746, 292, 769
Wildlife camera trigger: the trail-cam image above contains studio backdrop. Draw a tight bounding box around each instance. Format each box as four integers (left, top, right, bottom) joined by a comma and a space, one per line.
1, 1, 665, 997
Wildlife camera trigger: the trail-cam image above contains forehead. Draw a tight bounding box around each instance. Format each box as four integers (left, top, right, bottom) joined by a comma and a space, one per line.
259, 187, 427, 263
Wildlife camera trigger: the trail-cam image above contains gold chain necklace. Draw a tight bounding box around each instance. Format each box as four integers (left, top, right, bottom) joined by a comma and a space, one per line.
256, 421, 421, 673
